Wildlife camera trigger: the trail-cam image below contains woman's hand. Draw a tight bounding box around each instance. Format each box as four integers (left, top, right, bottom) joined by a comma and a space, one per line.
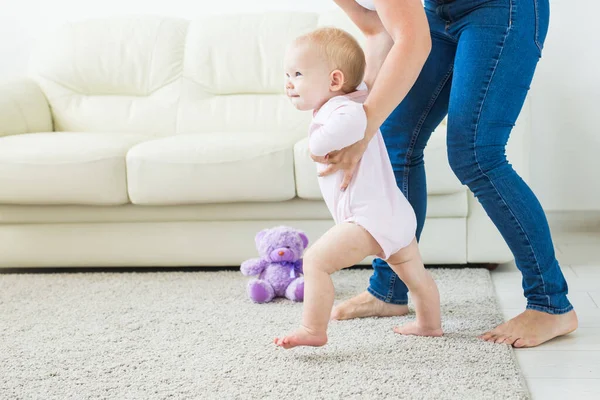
311, 137, 369, 191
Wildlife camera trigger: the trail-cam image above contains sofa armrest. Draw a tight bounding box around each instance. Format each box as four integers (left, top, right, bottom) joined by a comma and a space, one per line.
0, 78, 53, 137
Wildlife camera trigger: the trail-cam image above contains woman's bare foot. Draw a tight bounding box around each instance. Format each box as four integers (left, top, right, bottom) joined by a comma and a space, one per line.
479, 309, 578, 348
393, 321, 443, 337
330, 291, 409, 320
274, 326, 328, 349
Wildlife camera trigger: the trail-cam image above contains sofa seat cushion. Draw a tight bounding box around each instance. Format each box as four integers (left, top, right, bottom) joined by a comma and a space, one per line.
126, 133, 297, 205
0, 132, 148, 205
0, 199, 328, 224
294, 124, 464, 199
0, 193, 467, 225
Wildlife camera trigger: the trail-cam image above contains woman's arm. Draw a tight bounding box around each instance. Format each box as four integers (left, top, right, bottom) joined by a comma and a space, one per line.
320, 0, 431, 190
364, 0, 431, 141
333, 0, 394, 90
362, 32, 394, 90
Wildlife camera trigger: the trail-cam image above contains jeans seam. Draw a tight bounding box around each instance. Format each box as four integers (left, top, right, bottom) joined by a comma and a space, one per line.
402, 63, 454, 199
386, 273, 396, 302
472, 0, 550, 308
533, 0, 543, 53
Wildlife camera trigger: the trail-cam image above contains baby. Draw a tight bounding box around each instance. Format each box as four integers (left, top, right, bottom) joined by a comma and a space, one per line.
274, 27, 442, 349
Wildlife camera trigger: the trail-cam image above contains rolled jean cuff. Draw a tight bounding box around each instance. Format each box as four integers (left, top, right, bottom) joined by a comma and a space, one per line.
367, 287, 408, 306
526, 303, 574, 315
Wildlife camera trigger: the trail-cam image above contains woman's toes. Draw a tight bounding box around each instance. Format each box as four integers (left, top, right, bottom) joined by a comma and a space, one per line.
504, 336, 519, 346
479, 331, 493, 341
513, 338, 534, 348
496, 335, 513, 344
484, 334, 497, 343
513, 338, 528, 348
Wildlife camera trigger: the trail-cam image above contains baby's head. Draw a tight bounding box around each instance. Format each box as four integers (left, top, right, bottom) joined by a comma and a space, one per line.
284, 27, 365, 111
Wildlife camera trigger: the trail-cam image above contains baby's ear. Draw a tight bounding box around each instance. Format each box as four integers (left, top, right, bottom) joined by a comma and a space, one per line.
330, 69, 345, 92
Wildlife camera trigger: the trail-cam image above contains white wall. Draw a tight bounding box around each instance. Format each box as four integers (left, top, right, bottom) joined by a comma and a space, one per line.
1, 0, 598, 211
529, 0, 600, 211
0, 0, 337, 79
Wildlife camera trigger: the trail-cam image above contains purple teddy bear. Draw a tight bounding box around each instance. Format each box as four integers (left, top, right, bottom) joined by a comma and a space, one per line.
240, 226, 308, 303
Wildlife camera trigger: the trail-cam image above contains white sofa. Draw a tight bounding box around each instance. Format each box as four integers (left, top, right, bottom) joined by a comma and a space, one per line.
0, 12, 529, 268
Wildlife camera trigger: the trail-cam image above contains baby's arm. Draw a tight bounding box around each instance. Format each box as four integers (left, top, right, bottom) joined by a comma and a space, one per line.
309, 103, 368, 157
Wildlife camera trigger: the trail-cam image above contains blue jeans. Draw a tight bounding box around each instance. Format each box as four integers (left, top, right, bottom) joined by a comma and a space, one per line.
369, 0, 573, 315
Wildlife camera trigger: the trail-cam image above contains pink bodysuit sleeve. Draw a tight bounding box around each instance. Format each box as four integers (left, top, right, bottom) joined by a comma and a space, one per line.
309, 102, 367, 157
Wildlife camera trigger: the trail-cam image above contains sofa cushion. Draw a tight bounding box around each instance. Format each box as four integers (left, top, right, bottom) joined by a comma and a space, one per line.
0, 132, 148, 205
0, 192, 467, 225
126, 133, 297, 205
29, 17, 187, 135
294, 124, 464, 198
293, 137, 321, 200
29, 14, 315, 139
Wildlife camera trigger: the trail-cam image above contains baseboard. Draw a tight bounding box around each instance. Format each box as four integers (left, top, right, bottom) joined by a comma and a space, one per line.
546, 210, 600, 233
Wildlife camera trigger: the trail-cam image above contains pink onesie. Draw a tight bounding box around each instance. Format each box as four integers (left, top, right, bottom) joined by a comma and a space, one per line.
309, 89, 417, 260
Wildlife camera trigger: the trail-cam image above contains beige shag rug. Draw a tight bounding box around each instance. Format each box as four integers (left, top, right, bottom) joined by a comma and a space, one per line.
0, 268, 528, 399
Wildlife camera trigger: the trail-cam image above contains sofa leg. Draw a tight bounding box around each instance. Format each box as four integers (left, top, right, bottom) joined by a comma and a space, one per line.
465, 263, 499, 271
482, 263, 499, 271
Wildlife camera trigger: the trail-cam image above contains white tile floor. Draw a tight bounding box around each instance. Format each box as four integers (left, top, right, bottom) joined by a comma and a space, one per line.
491, 231, 600, 400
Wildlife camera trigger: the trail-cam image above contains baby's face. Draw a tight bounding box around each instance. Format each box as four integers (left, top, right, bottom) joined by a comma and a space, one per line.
284, 43, 333, 111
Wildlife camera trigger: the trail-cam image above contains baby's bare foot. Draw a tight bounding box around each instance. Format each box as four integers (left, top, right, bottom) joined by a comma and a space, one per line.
393, 321, 443, 337
274, 326, 327, 349
479, 309, 578, 348
331, 291, 409, 320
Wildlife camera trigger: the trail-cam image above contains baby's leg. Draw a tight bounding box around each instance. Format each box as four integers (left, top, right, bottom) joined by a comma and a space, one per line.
386, 239, 443, 337
274, 223, 381, 349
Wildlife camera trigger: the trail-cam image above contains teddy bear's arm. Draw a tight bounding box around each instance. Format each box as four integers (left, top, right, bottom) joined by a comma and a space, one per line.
240, 258, 269, 276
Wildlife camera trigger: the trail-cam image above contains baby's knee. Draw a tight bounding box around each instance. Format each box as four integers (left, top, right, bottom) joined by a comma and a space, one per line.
388, 238, 420, 266
303, 250, 333, 275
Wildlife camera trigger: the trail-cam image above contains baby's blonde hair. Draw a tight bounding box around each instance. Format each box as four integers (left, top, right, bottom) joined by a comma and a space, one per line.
294, 27, 366, 93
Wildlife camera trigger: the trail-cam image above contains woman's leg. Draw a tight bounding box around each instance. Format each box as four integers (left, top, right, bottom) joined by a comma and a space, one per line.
445, 0, 577, 347
332, 1, 457, 320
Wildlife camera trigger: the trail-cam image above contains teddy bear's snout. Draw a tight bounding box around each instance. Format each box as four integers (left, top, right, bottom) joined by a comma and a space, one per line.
270, 248, 294, 262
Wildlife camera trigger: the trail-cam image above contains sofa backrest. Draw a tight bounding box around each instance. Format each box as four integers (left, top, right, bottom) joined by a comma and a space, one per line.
28, 11, 363, 139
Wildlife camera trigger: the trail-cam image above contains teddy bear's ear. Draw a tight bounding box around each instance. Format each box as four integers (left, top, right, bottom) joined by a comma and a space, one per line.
255, 229, 269, 247
298, 231, 309, 249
